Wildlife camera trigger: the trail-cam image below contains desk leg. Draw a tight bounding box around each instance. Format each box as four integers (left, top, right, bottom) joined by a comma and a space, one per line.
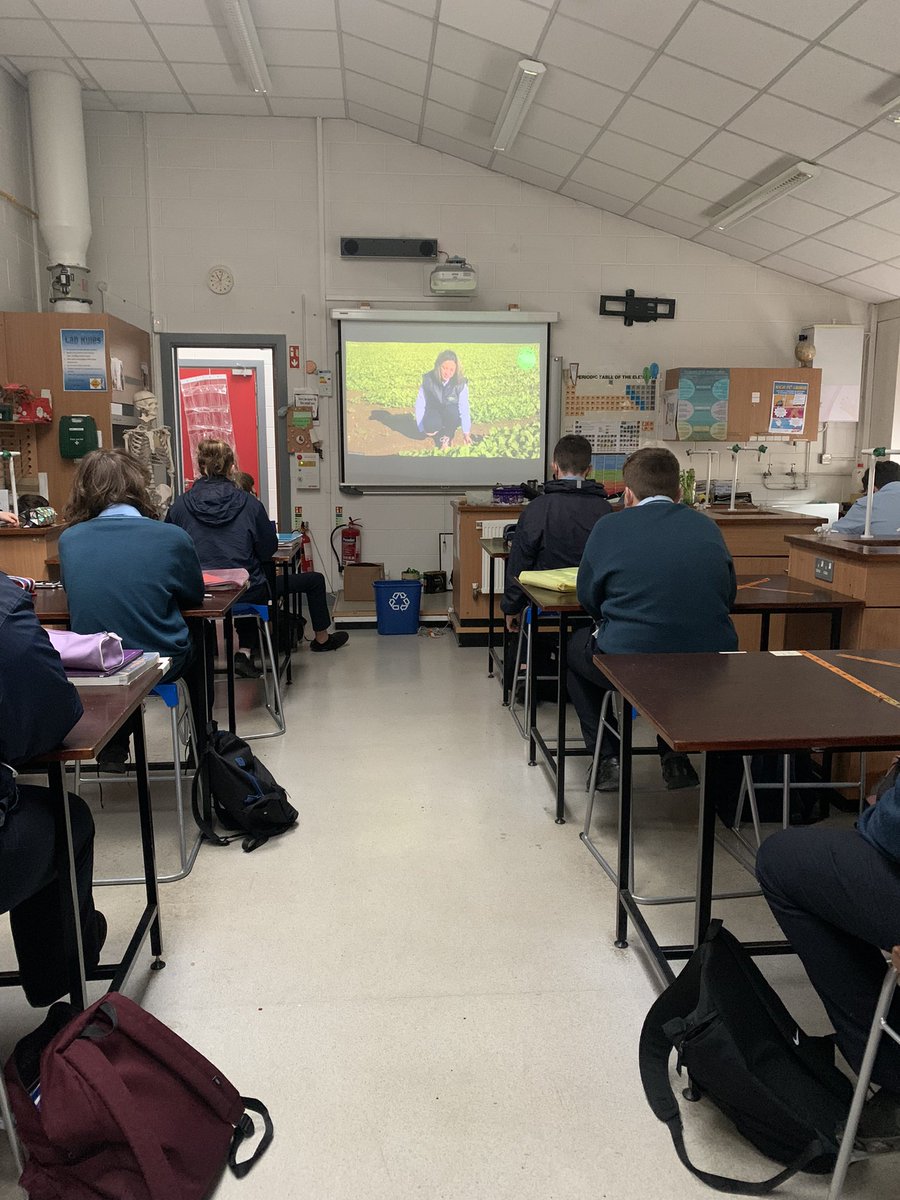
131, 707, 165, 970
759, 611, 771, 651
615, 702, 633, 949
189, 617, 212, 834
830, 608, 842, 650
555, 612, 567, 825
693, 752, 716, 948
51, 761, 87, 1009
487, 558, 495, 677
501, 620, 510, 707
527, 605, 538, 766
224, 613, 236, 735
282, 562, 293, 686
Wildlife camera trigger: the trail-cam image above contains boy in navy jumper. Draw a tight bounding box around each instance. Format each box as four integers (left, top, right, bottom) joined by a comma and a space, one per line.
568, 446, 738, 792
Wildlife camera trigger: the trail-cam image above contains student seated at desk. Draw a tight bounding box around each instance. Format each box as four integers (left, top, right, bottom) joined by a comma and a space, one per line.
757, 768, 900, 1149
831, 460, 900, 537
567, 446, 739, 792
167, 440, 347, 677
59, 449, 205, 771
0, 571, 105, 1006
501, 434, 611, 692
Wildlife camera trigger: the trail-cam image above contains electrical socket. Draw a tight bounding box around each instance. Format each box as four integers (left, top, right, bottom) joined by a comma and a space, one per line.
819, 453, 833, 464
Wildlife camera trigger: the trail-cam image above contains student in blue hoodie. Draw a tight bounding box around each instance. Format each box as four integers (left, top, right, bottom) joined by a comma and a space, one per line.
167, 440, 347, 675
757, 769, 900, 1149
59, 449, 205, 770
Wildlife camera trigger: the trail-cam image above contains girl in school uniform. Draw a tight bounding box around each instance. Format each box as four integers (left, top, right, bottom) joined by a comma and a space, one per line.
59, 449, 205, 771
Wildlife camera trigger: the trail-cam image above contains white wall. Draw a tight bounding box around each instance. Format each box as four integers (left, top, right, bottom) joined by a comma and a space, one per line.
76, 110, 875, 582
0, 69, 39, 313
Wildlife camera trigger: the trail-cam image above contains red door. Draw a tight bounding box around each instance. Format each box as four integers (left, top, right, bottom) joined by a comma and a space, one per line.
178, 366, 261, 488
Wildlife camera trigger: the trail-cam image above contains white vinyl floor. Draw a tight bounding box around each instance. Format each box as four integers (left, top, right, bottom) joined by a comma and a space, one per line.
0, 629, 894, 1198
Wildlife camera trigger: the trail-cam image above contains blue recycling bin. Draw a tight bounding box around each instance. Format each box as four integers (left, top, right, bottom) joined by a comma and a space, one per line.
373, 579, 422, 635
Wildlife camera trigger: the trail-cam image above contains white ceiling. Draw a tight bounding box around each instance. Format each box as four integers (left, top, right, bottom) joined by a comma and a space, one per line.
5, 0, 900, 302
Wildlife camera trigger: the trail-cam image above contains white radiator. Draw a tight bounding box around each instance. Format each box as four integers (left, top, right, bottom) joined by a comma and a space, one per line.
480, 519, 511, 593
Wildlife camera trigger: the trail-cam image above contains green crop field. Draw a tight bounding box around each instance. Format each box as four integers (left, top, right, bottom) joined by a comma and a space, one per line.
399, 425, 541, 459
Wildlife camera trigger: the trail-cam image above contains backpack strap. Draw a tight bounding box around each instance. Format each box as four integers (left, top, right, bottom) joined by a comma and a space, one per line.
639, 921, 829, 1195
229, 1097, 274, 1179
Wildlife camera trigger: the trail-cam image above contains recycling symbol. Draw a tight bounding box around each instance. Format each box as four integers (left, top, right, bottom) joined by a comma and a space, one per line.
389, 591, 410, 611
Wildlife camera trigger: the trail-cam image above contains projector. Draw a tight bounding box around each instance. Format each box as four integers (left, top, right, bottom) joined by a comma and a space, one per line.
429, 257, 477, 295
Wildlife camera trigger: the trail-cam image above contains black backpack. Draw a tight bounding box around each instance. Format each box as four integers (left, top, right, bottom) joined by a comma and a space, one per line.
640, 921, 853, 1195
192, 724, 297, 853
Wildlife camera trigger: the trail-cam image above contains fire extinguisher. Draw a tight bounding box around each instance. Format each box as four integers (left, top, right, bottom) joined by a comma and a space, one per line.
299, 521, 314, 573
331, 517, 362, 571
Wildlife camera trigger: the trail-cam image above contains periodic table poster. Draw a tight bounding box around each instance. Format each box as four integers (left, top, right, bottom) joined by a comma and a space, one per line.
562, 368, 658, 491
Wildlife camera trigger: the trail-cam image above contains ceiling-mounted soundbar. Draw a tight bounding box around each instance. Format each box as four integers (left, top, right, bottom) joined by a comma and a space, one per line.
340, 237, 438, 259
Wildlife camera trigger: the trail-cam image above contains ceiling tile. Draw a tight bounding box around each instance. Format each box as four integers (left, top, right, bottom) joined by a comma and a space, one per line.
715, 0, 857, 38
665, 161, 748, 203
346, 102, 420, 141
499, 134, 579, 176
81, 91, 114, 109
823, 0, 900, 74
645, 185, 715, 223
341, 36, 427, 91
694, 132, 791, 182
770, 47, 894, 127
272, 97, 346, 116
557, 0, 691, 48
588, 130, 682, 181
432, 26, 519, 83
570, 159, 655, 202
827, 277, 896, 301
53, 21, 161, 60
170, 61, 247, 95
428, 69, 503, 121
798, 167, 893, 215
609, 98, 715, 157
151, 25, 233, 63
821, 133, 900, 193
241, 0, 336, 27
134, 0, 226, 20
778, 238, 876, 275
270, 66, 345, 99
106, 90, 191, 112
492, 158, 565, 192
817, 219, 900, 260
424, 99, 493, 147
541, 15, 653, 91
762, 196, 843, 235
83, 59, 178, 91
536, 72, 622, 126
40, 0, 139, 18
190, 95, 270, 115
0, 18, 67, 56
729, 96, 856, 158
258, 29, 341, 68
338, 0, 434, 60
694, 230, 769, 261
388, 0, 438, 14
844, 262, 900, 294
859, 196, 900, 235
760, 254, 837, 284
7, 55, 77, 76
520, 105, 599, 154
440, 0, 549, 53
722, 217, 801, 252
558, 180, 633, 215
636, 56, 755, 125
666, 3, 805, 87
419, 128, 492, 167
628, 207, 705, 239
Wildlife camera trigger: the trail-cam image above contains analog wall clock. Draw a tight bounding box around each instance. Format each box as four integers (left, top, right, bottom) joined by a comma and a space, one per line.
207, 265, 234, 294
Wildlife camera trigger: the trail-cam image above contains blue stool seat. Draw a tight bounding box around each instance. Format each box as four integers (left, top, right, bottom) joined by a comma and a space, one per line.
232, 602, 269, 622
151, 682, 179, 708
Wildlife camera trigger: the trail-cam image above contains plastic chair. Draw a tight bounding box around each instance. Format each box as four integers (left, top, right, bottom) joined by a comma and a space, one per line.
828, 952, 900, 1199
75, 679, 201, 885
232, 602, 286, 738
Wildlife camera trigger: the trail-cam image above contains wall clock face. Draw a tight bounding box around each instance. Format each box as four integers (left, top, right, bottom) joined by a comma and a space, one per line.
208, 266, 234, 294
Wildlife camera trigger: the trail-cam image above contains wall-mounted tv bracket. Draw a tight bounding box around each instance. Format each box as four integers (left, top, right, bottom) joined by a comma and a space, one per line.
599, 289, 676, 327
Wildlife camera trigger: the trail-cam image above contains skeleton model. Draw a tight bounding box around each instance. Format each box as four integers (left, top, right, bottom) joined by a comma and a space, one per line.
124, 389, 174, 515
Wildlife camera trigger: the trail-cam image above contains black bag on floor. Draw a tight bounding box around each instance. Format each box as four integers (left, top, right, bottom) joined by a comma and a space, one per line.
639, 921, 852, 1195
192, 723, 297, 853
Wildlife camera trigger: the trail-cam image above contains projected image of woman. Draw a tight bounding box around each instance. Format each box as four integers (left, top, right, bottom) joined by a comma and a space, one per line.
415, 350, 472, 450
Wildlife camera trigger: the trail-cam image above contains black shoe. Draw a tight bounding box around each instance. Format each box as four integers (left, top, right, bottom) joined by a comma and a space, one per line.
234, 651, 262, 678
852, 1087, 900, 1152
97, 744, 128, 774
661, 753, 699, 790
310, 632, 349, 652
591, 755, 620, 792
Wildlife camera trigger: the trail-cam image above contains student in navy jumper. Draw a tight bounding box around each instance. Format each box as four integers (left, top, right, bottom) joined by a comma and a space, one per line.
758, 769, 900, 1148
567, 446, 738, 793
59, 450, 205, 771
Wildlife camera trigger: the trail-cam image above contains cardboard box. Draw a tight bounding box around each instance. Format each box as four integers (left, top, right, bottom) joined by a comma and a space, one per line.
342, 562, 385, 603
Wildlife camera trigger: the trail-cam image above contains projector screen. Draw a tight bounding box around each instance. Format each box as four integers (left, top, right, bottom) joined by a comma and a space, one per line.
338, 317, 550, 487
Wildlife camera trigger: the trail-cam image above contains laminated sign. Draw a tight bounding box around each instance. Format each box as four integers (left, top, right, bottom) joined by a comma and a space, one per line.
60, 329, 107, 392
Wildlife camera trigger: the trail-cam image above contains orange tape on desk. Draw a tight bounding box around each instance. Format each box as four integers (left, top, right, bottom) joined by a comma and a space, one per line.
800, 651, 900, 711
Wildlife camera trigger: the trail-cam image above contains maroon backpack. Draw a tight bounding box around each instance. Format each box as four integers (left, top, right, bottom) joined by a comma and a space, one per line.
4, 992, 272, 1199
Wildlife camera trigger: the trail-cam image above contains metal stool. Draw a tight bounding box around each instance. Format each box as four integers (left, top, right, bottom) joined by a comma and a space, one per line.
0, 1066, 24, 1184
75, 680, 201, 885
508, 608, 556, 739
232, 602, 286, 738
828, 952, 900, 1199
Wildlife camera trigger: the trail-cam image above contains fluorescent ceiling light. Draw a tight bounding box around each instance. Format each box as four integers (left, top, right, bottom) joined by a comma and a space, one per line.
220, 0, 272, 95
491, 59, 546, 153
880, 93, 900, 123
710, 161, 820, 230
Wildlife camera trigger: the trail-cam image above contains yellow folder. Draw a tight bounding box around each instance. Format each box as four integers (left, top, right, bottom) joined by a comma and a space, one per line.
517, 567, 579, 592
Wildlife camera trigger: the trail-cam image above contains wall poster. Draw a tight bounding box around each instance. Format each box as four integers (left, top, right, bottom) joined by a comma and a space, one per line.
768, 380, 808, 435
